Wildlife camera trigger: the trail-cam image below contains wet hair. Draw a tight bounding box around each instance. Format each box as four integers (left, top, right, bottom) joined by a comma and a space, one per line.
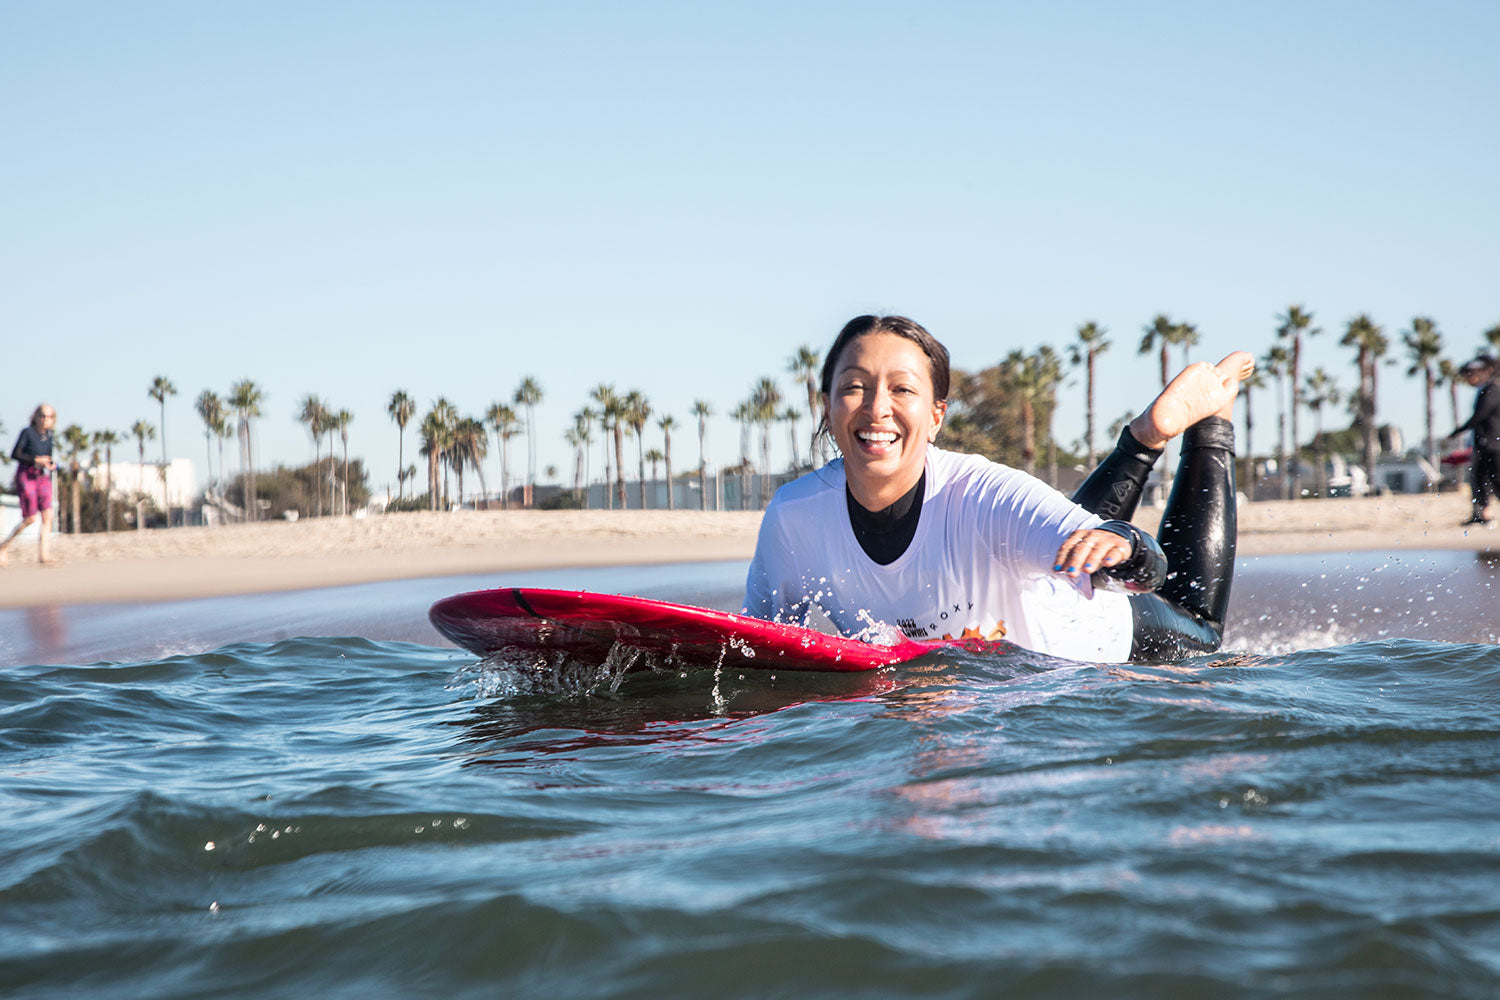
814, 315, 950, 445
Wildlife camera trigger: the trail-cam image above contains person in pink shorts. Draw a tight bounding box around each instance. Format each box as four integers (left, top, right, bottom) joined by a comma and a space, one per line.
1, 403, 58, 566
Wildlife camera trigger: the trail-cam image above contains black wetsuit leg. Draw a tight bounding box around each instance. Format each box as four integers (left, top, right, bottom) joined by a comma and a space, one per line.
1126, 416, 1237, 660
1070, 419, 1238, 660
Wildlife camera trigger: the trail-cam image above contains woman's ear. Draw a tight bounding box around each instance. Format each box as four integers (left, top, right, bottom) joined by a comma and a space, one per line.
929, 400, 948, 441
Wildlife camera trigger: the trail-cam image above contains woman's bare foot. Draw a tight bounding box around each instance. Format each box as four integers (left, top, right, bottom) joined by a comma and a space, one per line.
1129, 351, 1255, 450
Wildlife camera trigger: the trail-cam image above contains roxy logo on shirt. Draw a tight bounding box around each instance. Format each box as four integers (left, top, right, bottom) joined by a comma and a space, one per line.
894, 600, 1007, 641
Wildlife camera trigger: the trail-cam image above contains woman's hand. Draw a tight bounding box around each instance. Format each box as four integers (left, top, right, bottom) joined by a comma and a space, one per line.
1053, 528, 1133, 578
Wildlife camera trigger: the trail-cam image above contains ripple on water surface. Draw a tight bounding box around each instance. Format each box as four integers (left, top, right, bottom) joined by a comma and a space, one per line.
2, 625, 1500, 998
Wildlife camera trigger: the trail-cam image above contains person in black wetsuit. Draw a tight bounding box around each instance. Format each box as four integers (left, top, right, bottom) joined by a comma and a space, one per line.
746, 314, 1250, 662
1450, 355, 1499, 526
1, 403, 58, 567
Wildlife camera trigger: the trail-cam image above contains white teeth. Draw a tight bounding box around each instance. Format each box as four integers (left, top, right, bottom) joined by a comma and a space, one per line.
858, 430, 898, 443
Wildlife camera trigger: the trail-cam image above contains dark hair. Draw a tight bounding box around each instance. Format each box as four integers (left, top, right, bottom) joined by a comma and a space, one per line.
814, 315, 950, 445
819, 315, 951, 401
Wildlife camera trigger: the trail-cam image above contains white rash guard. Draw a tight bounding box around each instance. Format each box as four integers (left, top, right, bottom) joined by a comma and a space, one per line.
743, 447, 1135, 663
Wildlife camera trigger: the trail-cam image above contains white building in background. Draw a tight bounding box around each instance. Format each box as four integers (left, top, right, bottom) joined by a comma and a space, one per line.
85, 458, 198, 510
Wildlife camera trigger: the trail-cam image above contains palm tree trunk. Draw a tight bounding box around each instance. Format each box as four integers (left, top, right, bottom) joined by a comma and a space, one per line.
71, 464, 82, 534
760, 425, 772, 508
1361, 352, 1378, 491
1085, 350, 1097, 466
613, 427, 627, 508
1424, 367, 1436, 486
1242, 386, 1257, 498
664, 432, 674, 511
636, 431, 646, 509
1290, 334, 1302, 500
1277, 372, 1289, 501
1315, 410, 1328, 497
697, 427, 707, 511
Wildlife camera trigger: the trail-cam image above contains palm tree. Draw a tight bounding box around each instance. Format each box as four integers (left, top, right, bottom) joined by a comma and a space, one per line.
317, 405, 337, 515
148, 376, 177, 523
449, 416, 487, 508
565, 425, 585, 503
419, 402, 455, 511
606, 393, 628, 509
227, 380, 264, 520
1402, 316, 1444, 476
1068, 321, 1111, 465
213, 410, 233, 512
1138, 314, 1179, 390
779, 405, 801, 471
62, 424, 90, 534
1438, 358, 1462, 429
1034, 345, 1065, 486
388, 390, 415, 503
573, 408, 595, 507
622, 390, 651, 509
336, 409, 353, 514
645, 447, 664, 483
298, 394, 327, 516
750, 377, 783, 508
1275, 305, 1321, 499
195, 390, 224, 493
1239, 367, 1266, 498
691, 399, 712, 510
1303, 367, 1340, 497
486, 402, 520, 509
94, 429, 121, 532
658, 414, 677, 510
1138, 315, 1197, 491
589, 384, 618, 509
732, 401, 752, 510
1002, 350, 1040, 475
130, 419, 156, 529
788, 345, 822, 461
1485, 322, 1500, 355
1341, 314, 1389, 490
1264, 344, 1291, 499
513, 376, 543, 507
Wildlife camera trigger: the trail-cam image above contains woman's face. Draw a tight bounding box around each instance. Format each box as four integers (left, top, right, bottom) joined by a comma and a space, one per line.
825, 332, 946, 509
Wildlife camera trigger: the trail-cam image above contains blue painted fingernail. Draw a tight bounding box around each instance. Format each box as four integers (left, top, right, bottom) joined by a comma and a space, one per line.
1052, 564, 1063, 571
1083, 563, 1094, 571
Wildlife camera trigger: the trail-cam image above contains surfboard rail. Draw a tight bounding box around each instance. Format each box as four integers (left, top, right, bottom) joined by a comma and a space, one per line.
430, 587, 1011, 673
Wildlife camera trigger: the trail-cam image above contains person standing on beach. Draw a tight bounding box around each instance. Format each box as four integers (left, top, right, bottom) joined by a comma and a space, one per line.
1450, 355, 1499, 526
0, 404, 58, 566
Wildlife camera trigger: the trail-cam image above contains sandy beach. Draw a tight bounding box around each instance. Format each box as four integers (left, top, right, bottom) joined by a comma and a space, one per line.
0, 495, 1494, 609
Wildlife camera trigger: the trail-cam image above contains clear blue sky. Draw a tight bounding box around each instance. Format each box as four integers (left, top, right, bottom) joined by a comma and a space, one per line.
4, 1, 1497, 492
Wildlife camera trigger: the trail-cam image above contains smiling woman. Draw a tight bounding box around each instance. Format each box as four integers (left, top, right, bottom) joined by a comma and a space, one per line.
743, 314, 1253, 664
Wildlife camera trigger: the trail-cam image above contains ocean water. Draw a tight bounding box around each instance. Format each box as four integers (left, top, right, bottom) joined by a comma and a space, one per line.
2, 553, 1499, 999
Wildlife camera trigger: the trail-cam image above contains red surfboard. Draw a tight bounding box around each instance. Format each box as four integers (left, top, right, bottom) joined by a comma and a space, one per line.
429, 587, 1012, 673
